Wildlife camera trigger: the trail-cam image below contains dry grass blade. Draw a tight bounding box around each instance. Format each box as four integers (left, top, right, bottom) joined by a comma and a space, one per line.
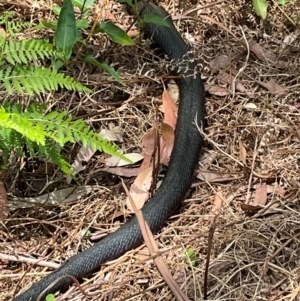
122, 180, 190, 301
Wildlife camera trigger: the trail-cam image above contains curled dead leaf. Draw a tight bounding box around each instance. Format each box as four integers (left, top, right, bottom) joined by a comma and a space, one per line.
160, 123, 175, 165
126, 166, 153, 212
257, 79, 285, 95
205, 84, 229, 96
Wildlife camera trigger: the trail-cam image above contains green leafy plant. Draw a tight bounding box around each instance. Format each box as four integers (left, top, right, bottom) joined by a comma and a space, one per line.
0, 1, 133, 176
0, 102, 127, 175
0, 0, 171, 176
38, 0, 133, 82
45, 293, 55, 301
185, 247, 196, 267
0, 32, 90, 95
252, 0, 268, 19
252, 0, 291, 20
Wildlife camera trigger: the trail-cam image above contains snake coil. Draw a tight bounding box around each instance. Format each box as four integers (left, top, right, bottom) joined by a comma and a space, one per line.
13, 1, 205, 300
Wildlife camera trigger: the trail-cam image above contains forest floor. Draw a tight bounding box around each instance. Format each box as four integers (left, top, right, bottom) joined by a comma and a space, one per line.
1, 0, 300, 300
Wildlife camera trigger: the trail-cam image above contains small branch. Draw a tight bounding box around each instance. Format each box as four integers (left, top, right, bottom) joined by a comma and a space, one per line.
0, 253, 60, 269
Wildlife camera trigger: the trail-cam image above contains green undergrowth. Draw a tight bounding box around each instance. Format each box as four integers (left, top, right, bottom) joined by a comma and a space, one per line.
0, 0, 170, 176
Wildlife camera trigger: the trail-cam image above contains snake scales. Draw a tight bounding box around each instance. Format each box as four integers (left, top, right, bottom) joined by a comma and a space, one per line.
13, 1, 205, 300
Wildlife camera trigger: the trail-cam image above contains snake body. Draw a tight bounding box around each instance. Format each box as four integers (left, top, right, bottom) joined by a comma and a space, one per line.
13, 1, 205, 300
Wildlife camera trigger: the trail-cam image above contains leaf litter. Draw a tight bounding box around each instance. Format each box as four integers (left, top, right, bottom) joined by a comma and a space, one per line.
1, 0, 300, 301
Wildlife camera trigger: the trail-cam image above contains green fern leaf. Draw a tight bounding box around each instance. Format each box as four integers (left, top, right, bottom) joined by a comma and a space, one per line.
2, 65, 91, 95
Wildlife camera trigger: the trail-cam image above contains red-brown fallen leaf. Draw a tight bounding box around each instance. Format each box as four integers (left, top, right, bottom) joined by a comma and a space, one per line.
0, 182, 8, 221
239, 139, 247, 165
139, 128, 157, 173
205, 84, 229, 96
218, 72, 248, 94
162, 88, 178, 130
160, 123, 175, 165
249, 40, 275, 62
257, 79, 285, 95
209, 55, 230, 70
240, 203, 261, 214
252, 182, 268, 206
126, 166, 153, 212
209, 187, 224, 216
218, 72, 233, 85
141, 128, 156, 158
196, 170, 238, 183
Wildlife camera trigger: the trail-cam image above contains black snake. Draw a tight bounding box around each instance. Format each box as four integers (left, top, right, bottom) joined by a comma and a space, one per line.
13, 1, 205, 300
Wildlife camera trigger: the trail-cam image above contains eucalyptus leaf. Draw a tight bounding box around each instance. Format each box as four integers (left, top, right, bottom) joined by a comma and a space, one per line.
252, 0, 268, 19
55, 0, 77, 59
99, 22, 134, 46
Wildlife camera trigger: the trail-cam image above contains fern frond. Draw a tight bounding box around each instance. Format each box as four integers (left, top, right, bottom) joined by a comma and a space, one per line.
0, 103, 129, 175
1, 38, 63, 65
0, 108, 46, 144
1, 65, 91, 95
0, 12, 31, 36
42, 138, 72, 175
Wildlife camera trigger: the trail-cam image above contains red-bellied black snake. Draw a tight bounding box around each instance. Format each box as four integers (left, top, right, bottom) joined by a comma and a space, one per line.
13, 1, 205, 300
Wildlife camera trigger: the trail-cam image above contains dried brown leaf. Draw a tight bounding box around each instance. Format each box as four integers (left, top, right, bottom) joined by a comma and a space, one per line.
162, 88, 178, 130
239, 139, 247, 165
209, 187, 224, 216
209, 55, 230, 70
205, 84, 229, 96
249, 40, 275, 62
257, 79, 285, 95
252, 182, 268, 206
0, 182, 8, 220
141, 128, 156, 157
218, 72, 233, 85
126, 166, 153, 212
218, 72, 248, 94
101, 166, 139, 177
160, 123, 175, 165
